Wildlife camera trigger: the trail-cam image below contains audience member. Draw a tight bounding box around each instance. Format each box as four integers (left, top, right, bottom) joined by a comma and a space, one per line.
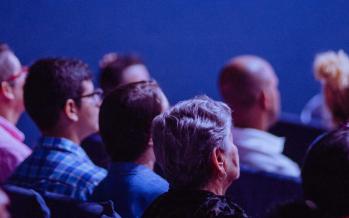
82, 53, 150, 169
8, 58, 107, 201
143, 96, 248, 218
219, 55, 300, 177
302, 126, 349, 218
93, 80, 169, 218
268, 126, 349, 218
300, 93, 332, 129
312, 50, 349, 128
0, 43, 31, 183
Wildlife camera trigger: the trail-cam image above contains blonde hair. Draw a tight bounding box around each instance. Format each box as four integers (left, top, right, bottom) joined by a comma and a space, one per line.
314, 50, 349, 125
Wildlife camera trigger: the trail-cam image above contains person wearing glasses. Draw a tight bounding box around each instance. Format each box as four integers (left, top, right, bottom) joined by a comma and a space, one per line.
82, 53, 150, 169
0, 43, 31, 184
7, 58, 107, 201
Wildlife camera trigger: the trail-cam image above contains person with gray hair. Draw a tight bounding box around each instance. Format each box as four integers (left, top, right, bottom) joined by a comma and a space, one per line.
142, 96, 248, 218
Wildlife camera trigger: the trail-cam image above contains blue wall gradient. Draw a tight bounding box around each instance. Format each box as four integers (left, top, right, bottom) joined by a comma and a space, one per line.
1, 0, 349, 146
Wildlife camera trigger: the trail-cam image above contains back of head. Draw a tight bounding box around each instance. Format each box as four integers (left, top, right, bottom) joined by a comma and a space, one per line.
99, 53, 150, 95
152, 96, 233, 189
302, 126, 349, 217
24, 58, 92, 131
99, 80, 168, 162
218, 55, 279, 128
219, 55, 275, 108
314, 50, 349, 126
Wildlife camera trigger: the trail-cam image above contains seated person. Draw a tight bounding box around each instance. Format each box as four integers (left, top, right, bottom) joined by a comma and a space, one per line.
218, 55, 300, 177
310, 50, 349, 128
8, 58, 107, 201
143, 96, 248, 218
93, 80, 169, 218
82, 53, 150, 169
0, 43, 31, 183
268, 126, 349, 218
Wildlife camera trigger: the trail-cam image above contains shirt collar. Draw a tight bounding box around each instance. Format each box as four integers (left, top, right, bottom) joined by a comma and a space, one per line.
232, 127, 285, 154
38, 136, 88, 159
0, 116, 25, 142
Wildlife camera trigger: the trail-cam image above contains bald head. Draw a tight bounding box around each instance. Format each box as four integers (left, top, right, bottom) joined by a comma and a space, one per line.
219, 55, 277, 108
218, 55, 280, 129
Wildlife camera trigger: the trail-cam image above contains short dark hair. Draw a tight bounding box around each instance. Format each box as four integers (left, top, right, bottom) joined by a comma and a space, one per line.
99, 54, 144, 95
302, 126, 349, 217
24, 58, 92, 131
99, 80, 167, 162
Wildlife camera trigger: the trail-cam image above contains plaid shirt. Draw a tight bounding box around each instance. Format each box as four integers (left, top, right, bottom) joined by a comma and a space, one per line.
8, 137, 107, 201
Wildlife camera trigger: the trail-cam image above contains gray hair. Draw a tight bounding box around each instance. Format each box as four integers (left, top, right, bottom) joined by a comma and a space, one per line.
0, 44, 19, 82
152, 95, 232, 189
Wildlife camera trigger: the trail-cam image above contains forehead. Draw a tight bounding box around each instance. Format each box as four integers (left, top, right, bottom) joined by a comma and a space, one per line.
121, 64, 150, 85
81, 80, 94, 93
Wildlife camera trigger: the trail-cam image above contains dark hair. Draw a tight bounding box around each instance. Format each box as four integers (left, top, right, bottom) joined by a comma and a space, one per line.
302, 126, 349, 217
99, 80, 167, 162
99, 54, 145, 95
24, 58, 92, 131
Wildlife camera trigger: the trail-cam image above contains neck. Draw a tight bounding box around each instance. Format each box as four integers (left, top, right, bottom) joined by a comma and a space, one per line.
234, 109, 270, 131
134, 146, 156, 170
0, 107, 21, 125
42, 124, 81, 145
202, 178, 227, 196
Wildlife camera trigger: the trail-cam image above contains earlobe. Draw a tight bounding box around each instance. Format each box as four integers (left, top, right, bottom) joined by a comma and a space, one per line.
211, 147, 227, 178
0, 81, 15, 100
64, 99, 79, 122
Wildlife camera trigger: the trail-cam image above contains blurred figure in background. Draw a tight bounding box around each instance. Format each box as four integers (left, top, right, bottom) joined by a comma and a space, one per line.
93, 80, 169, 218
8, 58, 106, 201
82, 53, 150, 169
268, 126, 349, 218
0, 43, 31, 183
143, 96, 248, 218
305, 50, 349, 129
219, 55, 300, 177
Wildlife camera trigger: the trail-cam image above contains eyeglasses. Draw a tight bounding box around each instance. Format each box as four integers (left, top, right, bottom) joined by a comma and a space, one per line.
78, 88, 103, 103
4, 66, 28, 82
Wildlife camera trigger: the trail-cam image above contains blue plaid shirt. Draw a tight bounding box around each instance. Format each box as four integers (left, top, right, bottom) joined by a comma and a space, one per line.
8, 136, 107, 201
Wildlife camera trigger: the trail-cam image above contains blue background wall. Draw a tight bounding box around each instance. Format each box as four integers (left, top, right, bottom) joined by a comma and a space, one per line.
1, 0, 349, 146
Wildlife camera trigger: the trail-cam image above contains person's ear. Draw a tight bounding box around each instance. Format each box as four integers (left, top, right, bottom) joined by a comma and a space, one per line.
211, 147, 227, 178
0, 81, 15, 100
259, 89, 271, 110
64, 99, 79, 122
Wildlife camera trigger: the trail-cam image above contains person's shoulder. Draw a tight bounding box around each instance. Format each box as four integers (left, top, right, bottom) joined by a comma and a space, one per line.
203, 195, 249, 218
